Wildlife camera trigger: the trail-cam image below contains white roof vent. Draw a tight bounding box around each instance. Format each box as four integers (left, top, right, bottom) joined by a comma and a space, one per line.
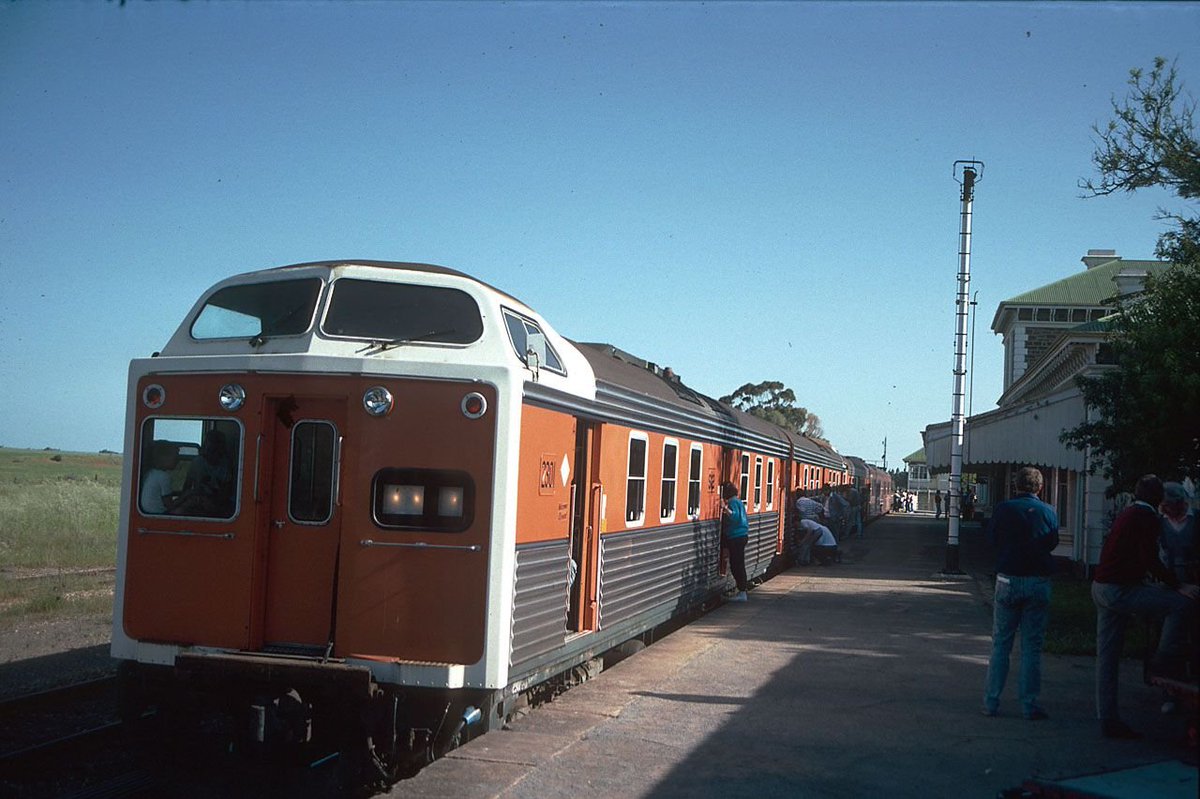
1082, 249, 1119, 269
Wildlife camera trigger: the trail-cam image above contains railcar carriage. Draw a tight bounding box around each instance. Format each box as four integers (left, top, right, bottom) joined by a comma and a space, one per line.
111, 259, 853, 782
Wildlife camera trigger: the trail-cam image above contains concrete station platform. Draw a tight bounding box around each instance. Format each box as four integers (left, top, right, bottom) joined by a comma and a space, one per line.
396, 515, 1198, 799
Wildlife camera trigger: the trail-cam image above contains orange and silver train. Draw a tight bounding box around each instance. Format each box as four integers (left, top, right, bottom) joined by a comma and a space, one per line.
112, 260, 890, 779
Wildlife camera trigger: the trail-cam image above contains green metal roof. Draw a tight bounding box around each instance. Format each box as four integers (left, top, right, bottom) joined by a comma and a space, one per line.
903, 447, 926, 464
1000, 258, 1170, 306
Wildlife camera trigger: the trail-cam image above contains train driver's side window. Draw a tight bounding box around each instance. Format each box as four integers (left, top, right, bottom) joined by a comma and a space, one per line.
138, 418, 241, 519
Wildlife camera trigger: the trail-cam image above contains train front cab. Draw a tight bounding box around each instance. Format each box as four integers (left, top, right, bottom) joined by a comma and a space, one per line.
116, 370, 504, 769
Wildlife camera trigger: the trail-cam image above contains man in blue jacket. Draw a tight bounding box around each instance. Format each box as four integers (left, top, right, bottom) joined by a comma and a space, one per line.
982, 466, 1059, 720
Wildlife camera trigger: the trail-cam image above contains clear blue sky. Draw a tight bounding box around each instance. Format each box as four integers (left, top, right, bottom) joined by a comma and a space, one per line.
2, 2, 1197, 467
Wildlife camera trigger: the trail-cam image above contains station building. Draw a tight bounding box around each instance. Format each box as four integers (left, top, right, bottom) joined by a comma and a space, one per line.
922, 249, 1174, 569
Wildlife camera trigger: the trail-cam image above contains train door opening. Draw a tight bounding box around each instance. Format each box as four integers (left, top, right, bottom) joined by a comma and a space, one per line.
260, 396, 345, 652
568, 420, 601, 632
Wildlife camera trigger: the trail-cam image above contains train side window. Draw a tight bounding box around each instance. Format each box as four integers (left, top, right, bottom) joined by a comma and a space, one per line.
137, 417, 242, 519
686, 444, 703, 518
739, 454, 750, 504
766, 459, 776, 510
372, 468, 474, 532
289, 421, 337, 524
625, 433, 648, 527
501, 308, 566, 375
660, 439, 678, 523
753, 457, 763, 511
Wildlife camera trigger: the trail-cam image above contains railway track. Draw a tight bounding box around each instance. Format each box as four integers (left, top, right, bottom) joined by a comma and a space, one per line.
0, 677, 156, 798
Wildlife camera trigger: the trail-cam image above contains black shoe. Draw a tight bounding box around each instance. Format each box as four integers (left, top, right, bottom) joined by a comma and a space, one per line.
1101, 719, 1140, 739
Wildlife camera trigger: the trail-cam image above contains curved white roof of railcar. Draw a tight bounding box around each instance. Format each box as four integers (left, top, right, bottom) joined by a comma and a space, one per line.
155, 260, 596, 400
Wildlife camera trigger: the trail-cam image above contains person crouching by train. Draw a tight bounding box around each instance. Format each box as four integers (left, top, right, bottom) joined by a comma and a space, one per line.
799, 518, 839, 565
721, 482, 750, 602
793, 490, 826, 565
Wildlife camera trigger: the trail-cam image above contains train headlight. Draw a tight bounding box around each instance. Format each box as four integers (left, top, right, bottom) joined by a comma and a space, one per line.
461, 392, 487, 419
218, 383, 246, 411
363, 386, 394, 417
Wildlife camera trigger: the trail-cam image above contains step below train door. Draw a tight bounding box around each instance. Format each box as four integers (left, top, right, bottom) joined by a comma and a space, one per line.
260, 396, 345, 653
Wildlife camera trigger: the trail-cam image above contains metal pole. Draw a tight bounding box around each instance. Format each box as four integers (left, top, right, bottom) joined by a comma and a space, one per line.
946, 160, 983, 574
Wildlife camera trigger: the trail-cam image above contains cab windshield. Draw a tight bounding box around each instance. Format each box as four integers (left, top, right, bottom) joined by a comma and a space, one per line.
322, 279, 483, 344
191, 279, 323, 340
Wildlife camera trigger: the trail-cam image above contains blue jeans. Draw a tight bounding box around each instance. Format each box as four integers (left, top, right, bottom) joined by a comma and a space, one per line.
1091, 581, 1193, 721
984, 574, 1051, 716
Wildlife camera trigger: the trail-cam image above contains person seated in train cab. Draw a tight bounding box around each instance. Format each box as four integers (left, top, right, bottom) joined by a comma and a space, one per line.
800, 518, 839, 565
139, 441, 179, 515
172, 431, 234, 517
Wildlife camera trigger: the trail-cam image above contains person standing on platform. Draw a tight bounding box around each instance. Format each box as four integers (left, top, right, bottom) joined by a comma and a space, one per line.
721, 482, 750, 602
1092, 474, 1199, 739
1159, 482, 1198, 584
982, 466, 1059, 721
846, 484, 864, 538
825, 485, 849, 540
935, 489, 943, 519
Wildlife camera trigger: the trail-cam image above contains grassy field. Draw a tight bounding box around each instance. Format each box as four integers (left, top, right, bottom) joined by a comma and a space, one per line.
0, 447, 1143, 660
0, 447, 122, 621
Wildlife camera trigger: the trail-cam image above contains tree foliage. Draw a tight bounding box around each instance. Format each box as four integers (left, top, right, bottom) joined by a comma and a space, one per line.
1060, 264, 1200, 487
1063, 58, 1200, 489
720, 380, 822, 437
1080, 57, 1199, 264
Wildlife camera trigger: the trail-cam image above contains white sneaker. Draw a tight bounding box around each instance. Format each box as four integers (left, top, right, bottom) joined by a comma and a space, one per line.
731, 591, 748, 602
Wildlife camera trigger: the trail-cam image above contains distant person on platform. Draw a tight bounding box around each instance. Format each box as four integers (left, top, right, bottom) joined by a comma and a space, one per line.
981, 466, 1058, 721
825, 485, 849, 539
1092, 474, 1200, 739
845, 484, 864, 538
721, 483, 750, 602
935, 490, 944, 519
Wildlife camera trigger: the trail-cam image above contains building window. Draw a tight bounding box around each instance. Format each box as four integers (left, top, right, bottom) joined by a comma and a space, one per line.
687, 444, 703, 518
626, 433, 648, 526
660, 439, 678, 522
766, 459, 776, 510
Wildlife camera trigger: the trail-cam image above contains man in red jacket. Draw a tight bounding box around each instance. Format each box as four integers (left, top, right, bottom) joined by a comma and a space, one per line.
1091, 474, 1199, 739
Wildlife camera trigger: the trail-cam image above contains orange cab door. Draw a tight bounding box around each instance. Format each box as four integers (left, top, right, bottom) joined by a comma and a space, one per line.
259, 396, 345, 651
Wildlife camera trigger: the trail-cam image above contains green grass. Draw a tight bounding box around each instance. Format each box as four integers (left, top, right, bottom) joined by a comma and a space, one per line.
0, 447, 122, 621
1044, 575, 1150, 657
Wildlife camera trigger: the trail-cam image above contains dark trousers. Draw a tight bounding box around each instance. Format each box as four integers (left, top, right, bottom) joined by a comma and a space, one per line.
726, 535, 749, 591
